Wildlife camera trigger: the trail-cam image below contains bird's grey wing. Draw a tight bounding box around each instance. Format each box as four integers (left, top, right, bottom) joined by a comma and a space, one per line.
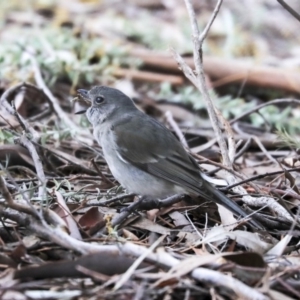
112, 114, 205, 195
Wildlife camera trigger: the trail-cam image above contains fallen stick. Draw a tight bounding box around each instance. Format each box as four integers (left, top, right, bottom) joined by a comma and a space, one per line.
130, 48, 300, 94
113, 67, 184, 85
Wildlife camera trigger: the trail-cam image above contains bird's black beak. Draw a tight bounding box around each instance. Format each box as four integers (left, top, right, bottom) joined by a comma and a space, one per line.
75, 108, 87, 115
77, 89, 92, 104
75, 89, 91, 114
77, 89, 89, 99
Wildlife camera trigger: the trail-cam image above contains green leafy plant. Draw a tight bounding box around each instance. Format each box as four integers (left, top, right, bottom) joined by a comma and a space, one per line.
276, 127, 300, 149
0, 129, 15, 144
157, 83, 300, 134
0, 27, 136, 87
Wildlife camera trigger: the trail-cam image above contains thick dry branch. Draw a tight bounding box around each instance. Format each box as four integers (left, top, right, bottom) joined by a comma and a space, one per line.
0, 196, 278, 298
130, 49, 300, 94
113, 68, 184, 85
1, 205, 268, 300
121, 243, 269, 300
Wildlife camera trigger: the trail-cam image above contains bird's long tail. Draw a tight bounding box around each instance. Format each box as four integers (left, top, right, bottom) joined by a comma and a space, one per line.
204, 182, 263, 229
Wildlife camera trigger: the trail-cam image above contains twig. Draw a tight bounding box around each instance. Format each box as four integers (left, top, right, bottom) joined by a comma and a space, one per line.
11, 96, 27, 133
195, 145, 292, 220
0, 83, 47, 200
86, 193, 135, 206
191, 137, 217, 153
91, 159, 114, 187
270, 188, 300, 201
2, 165, 42, 217
252, 136, 279, 166
233, 123, 278, 165
222, 166, 300, 191
171, 51, 197, 85
239, 190, 293, 221
28, 53, 89, 135
198, 0, 223, 43
277, 0, 300, 23
94, 194, 186, 236
28, 107, 52, 122
192, 153, 243, 178
234, 138, 251, 161
215, 106, 236, 163
32, 141, 98, 176
0, 175, 37, 216
0, 208, 111, 254
0, 174, 114, 254
181, 0, 231, 168
274, 276, 300, 299
114, 234, 166, 290
165, 111, 188, 148
230, 99, 300, 125
0, 83, 40, 142
15, 134, 47, 200
194, 152, 261, 192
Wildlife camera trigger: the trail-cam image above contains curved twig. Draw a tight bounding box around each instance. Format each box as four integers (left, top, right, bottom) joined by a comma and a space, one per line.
0, 83, 40, 141
230, 98, 300, 125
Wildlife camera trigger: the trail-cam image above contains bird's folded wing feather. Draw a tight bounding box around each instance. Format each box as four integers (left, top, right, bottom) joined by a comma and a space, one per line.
112, 114, 212, 198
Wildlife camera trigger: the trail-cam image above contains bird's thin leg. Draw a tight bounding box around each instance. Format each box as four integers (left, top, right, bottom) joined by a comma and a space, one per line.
94, 194, 187, 237
121, 194, 187, 214
120, 195, 160, 214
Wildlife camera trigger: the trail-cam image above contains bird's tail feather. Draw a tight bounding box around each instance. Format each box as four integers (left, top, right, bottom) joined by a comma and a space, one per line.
204, 182, 263, 229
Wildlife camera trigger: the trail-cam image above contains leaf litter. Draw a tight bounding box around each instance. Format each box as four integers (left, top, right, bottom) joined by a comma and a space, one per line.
0, 1, 300, 299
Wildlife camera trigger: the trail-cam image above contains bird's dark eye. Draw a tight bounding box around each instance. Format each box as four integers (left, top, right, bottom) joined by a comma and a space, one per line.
95, 96, 105, 104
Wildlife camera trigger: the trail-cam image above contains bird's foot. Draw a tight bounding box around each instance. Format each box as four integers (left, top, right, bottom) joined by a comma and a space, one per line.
120, 196, 160, 214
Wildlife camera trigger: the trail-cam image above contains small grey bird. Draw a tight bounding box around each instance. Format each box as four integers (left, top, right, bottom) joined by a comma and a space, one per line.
77, 86, 260, 228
